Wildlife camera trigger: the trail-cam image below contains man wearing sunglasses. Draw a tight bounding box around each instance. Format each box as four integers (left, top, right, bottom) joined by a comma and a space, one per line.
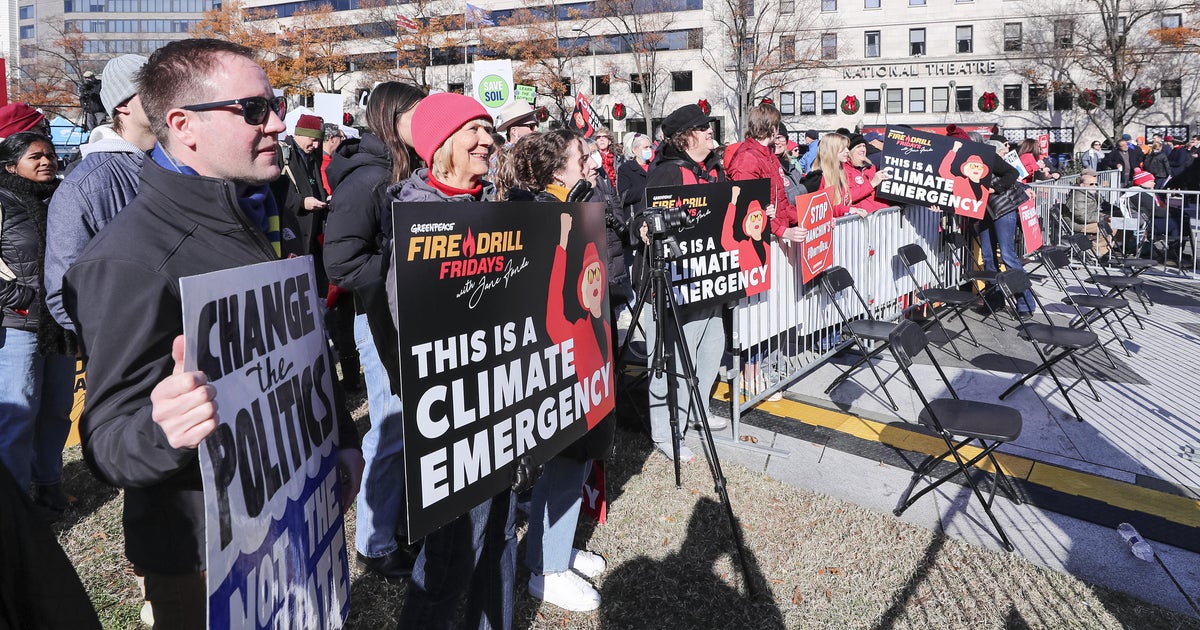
62, 38, 363, 629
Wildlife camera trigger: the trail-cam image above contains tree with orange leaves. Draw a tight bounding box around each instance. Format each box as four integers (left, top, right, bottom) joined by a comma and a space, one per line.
12, 19, 91, 120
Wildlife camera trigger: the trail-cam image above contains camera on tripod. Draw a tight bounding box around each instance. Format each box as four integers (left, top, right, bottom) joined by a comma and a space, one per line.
643, 206, 691, 236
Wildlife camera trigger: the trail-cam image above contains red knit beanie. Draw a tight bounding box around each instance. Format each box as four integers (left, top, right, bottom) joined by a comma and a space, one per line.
1132, 168, 1155, 187
945, 124, 970, 140
294, 114, 324, 139
0, 103, 45, 138
411, 93, 492, 166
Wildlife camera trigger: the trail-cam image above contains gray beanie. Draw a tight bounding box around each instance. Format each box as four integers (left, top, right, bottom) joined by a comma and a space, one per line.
100, 54, 149, 114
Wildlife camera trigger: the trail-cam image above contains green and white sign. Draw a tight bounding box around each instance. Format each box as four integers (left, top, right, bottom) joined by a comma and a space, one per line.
472, 59, 514, 119
515, 84, 537, 103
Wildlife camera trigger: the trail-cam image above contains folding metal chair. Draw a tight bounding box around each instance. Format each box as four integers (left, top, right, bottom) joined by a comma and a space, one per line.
888, 320, 1023, 552
1039, 247, 1135, 367
995, 268, 1102, 423
1067, 233, 1153, 320
943, 231, 1005, 331
819, 266, 901, 411
897, 243, 983, 359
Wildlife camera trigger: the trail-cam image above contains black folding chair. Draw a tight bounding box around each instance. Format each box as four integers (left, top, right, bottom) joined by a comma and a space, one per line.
1039, 247, 1135, 367
897, 243, 983, 359
1067, 233, 1153, 320
995, 268, 1102, 423
819, 266, 901, 411
943, 231, 1006, 331
888, 320, 1023, 552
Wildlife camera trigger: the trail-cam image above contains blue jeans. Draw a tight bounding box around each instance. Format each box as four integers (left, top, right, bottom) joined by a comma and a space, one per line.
526, 456, 590, 574
399, 491, 516, 630
643, 305, 725, 444
353, 313, 406, 557
979, 212, 1035, 312
0, 328, 75, 491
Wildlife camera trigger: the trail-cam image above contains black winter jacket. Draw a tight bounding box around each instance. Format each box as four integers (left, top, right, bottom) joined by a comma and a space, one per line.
323, 133, 403, 394
616, 159, 649, 216
271, 137, 329, 290
64, 158, 359, 574
0, 177, 54, 332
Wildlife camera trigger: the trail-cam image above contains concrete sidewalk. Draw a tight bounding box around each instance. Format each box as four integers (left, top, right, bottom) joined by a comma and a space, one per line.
695, 267, 1200, 618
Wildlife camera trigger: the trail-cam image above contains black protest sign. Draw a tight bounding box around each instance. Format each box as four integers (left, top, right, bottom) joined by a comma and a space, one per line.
644, 179, 772, 312
181, 257, 349, 629
392, 201, 614, 541
875, 126, 995, 219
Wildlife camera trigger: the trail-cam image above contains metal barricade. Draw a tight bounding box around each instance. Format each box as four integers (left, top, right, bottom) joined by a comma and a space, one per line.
727, 205, 950, 446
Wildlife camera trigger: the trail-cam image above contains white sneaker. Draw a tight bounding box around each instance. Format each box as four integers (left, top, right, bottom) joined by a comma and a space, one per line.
569, 548, 607, 579
529, 570, 601, 612
655, 442, 694, 463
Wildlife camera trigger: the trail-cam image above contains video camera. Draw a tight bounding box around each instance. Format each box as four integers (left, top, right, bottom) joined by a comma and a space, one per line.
643, 206, 691, 236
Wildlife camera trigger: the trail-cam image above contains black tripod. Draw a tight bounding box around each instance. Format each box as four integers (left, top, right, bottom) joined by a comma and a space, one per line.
617, 228, 759, 599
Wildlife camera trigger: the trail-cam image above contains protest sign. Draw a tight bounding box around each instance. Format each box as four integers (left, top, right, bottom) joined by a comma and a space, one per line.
515, 84, 537, 103
1003, 150, 1028, 181
181, 257, 349, 630
796, 187, 835, 283
1018, 196, 1043, 251
473, 59, 515, 119
1038, 133, 1050, 158
645, 179, 772, 311
876, 126, 995, 219
570, 93, 604, 138
392, 201, 614, 540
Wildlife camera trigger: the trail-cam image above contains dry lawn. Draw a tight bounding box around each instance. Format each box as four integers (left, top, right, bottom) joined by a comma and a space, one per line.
54, 393, 1200, 630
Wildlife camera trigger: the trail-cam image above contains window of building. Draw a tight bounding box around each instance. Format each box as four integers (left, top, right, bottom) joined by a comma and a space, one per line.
1053, 89, 1073, 110
956, 25, 973, 53
630, 73, 647, 93
909, 87, 926, 113
19, 25, 35, 38
1003, 84, 1022, 110
909, 28, 925, 56
780, 91, 795, 115
955, 86, 973, 112
932, 86, 949, 113
780, 35, 795, 62
800, 91, 816, 115
1003, 23, 1021, 51
18, 5, 32, 19
1163, 13, 1182, 29
1028, 84, 1048, 110
864, 88, 880, 113
780, 0, 793, 13
821, 0, 835, 10
822, 90, 838, 114
910, 0, 926, 5
865, 0, 879, 7
741, 0, 755, 17
1162, 79, 1182, 97
670, 71, 692, 92
1054, 19, 1073, 48
865, 30, 880, 58
560, 76, 572, 96
887, 88, 903, 113
821, 33, 837, 59
591, 75, 611, 95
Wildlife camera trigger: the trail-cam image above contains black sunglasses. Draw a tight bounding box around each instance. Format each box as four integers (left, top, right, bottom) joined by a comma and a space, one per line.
181, 95, 287, 126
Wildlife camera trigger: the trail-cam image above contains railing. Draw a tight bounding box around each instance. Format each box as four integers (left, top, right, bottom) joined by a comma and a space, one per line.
727, 205, 952, 439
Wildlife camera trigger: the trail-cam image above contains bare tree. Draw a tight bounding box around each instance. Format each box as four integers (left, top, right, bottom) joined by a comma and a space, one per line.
487, 1, 588, 125
581, 0, 681, 134
13, 19, 96, 119
701, 0, 829, 138
358, 0, 467, 91
1007, 0, 1200, 141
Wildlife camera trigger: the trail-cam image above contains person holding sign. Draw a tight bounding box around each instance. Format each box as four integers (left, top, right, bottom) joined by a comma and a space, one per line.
636, 103, 730, 462
62, 39, 364, 628
724, 102, 802, 241
385, 92, 519, 630
813, 132, 872, 218
844, 134, 891, 213
977, 138, 1035, 318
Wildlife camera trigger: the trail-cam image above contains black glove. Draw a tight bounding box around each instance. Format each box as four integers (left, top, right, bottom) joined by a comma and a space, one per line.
510, 454, 544, 494
566, 179, 594, 203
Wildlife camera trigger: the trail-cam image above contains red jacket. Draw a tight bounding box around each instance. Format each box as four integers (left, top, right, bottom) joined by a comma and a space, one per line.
725, 139, 797, 237
844, 161, 890, 213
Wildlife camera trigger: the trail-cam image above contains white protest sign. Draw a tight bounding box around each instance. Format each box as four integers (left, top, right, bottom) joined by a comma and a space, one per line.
473, 59, 515, 119
181, 256, 350, 630
313, 93, 344, 130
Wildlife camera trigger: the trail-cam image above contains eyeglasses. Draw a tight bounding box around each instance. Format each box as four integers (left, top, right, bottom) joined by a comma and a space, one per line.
181, 95, 287, 126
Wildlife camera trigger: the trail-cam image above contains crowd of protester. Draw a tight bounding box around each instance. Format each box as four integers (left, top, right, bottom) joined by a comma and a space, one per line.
5, 35, 1198, 628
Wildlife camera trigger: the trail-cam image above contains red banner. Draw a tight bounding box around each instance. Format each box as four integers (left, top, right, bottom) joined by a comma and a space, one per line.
797, 187, 835, 283
570, 93, 603, 138
1018, 196, 1042, 252
1037, 133, 1050, 157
